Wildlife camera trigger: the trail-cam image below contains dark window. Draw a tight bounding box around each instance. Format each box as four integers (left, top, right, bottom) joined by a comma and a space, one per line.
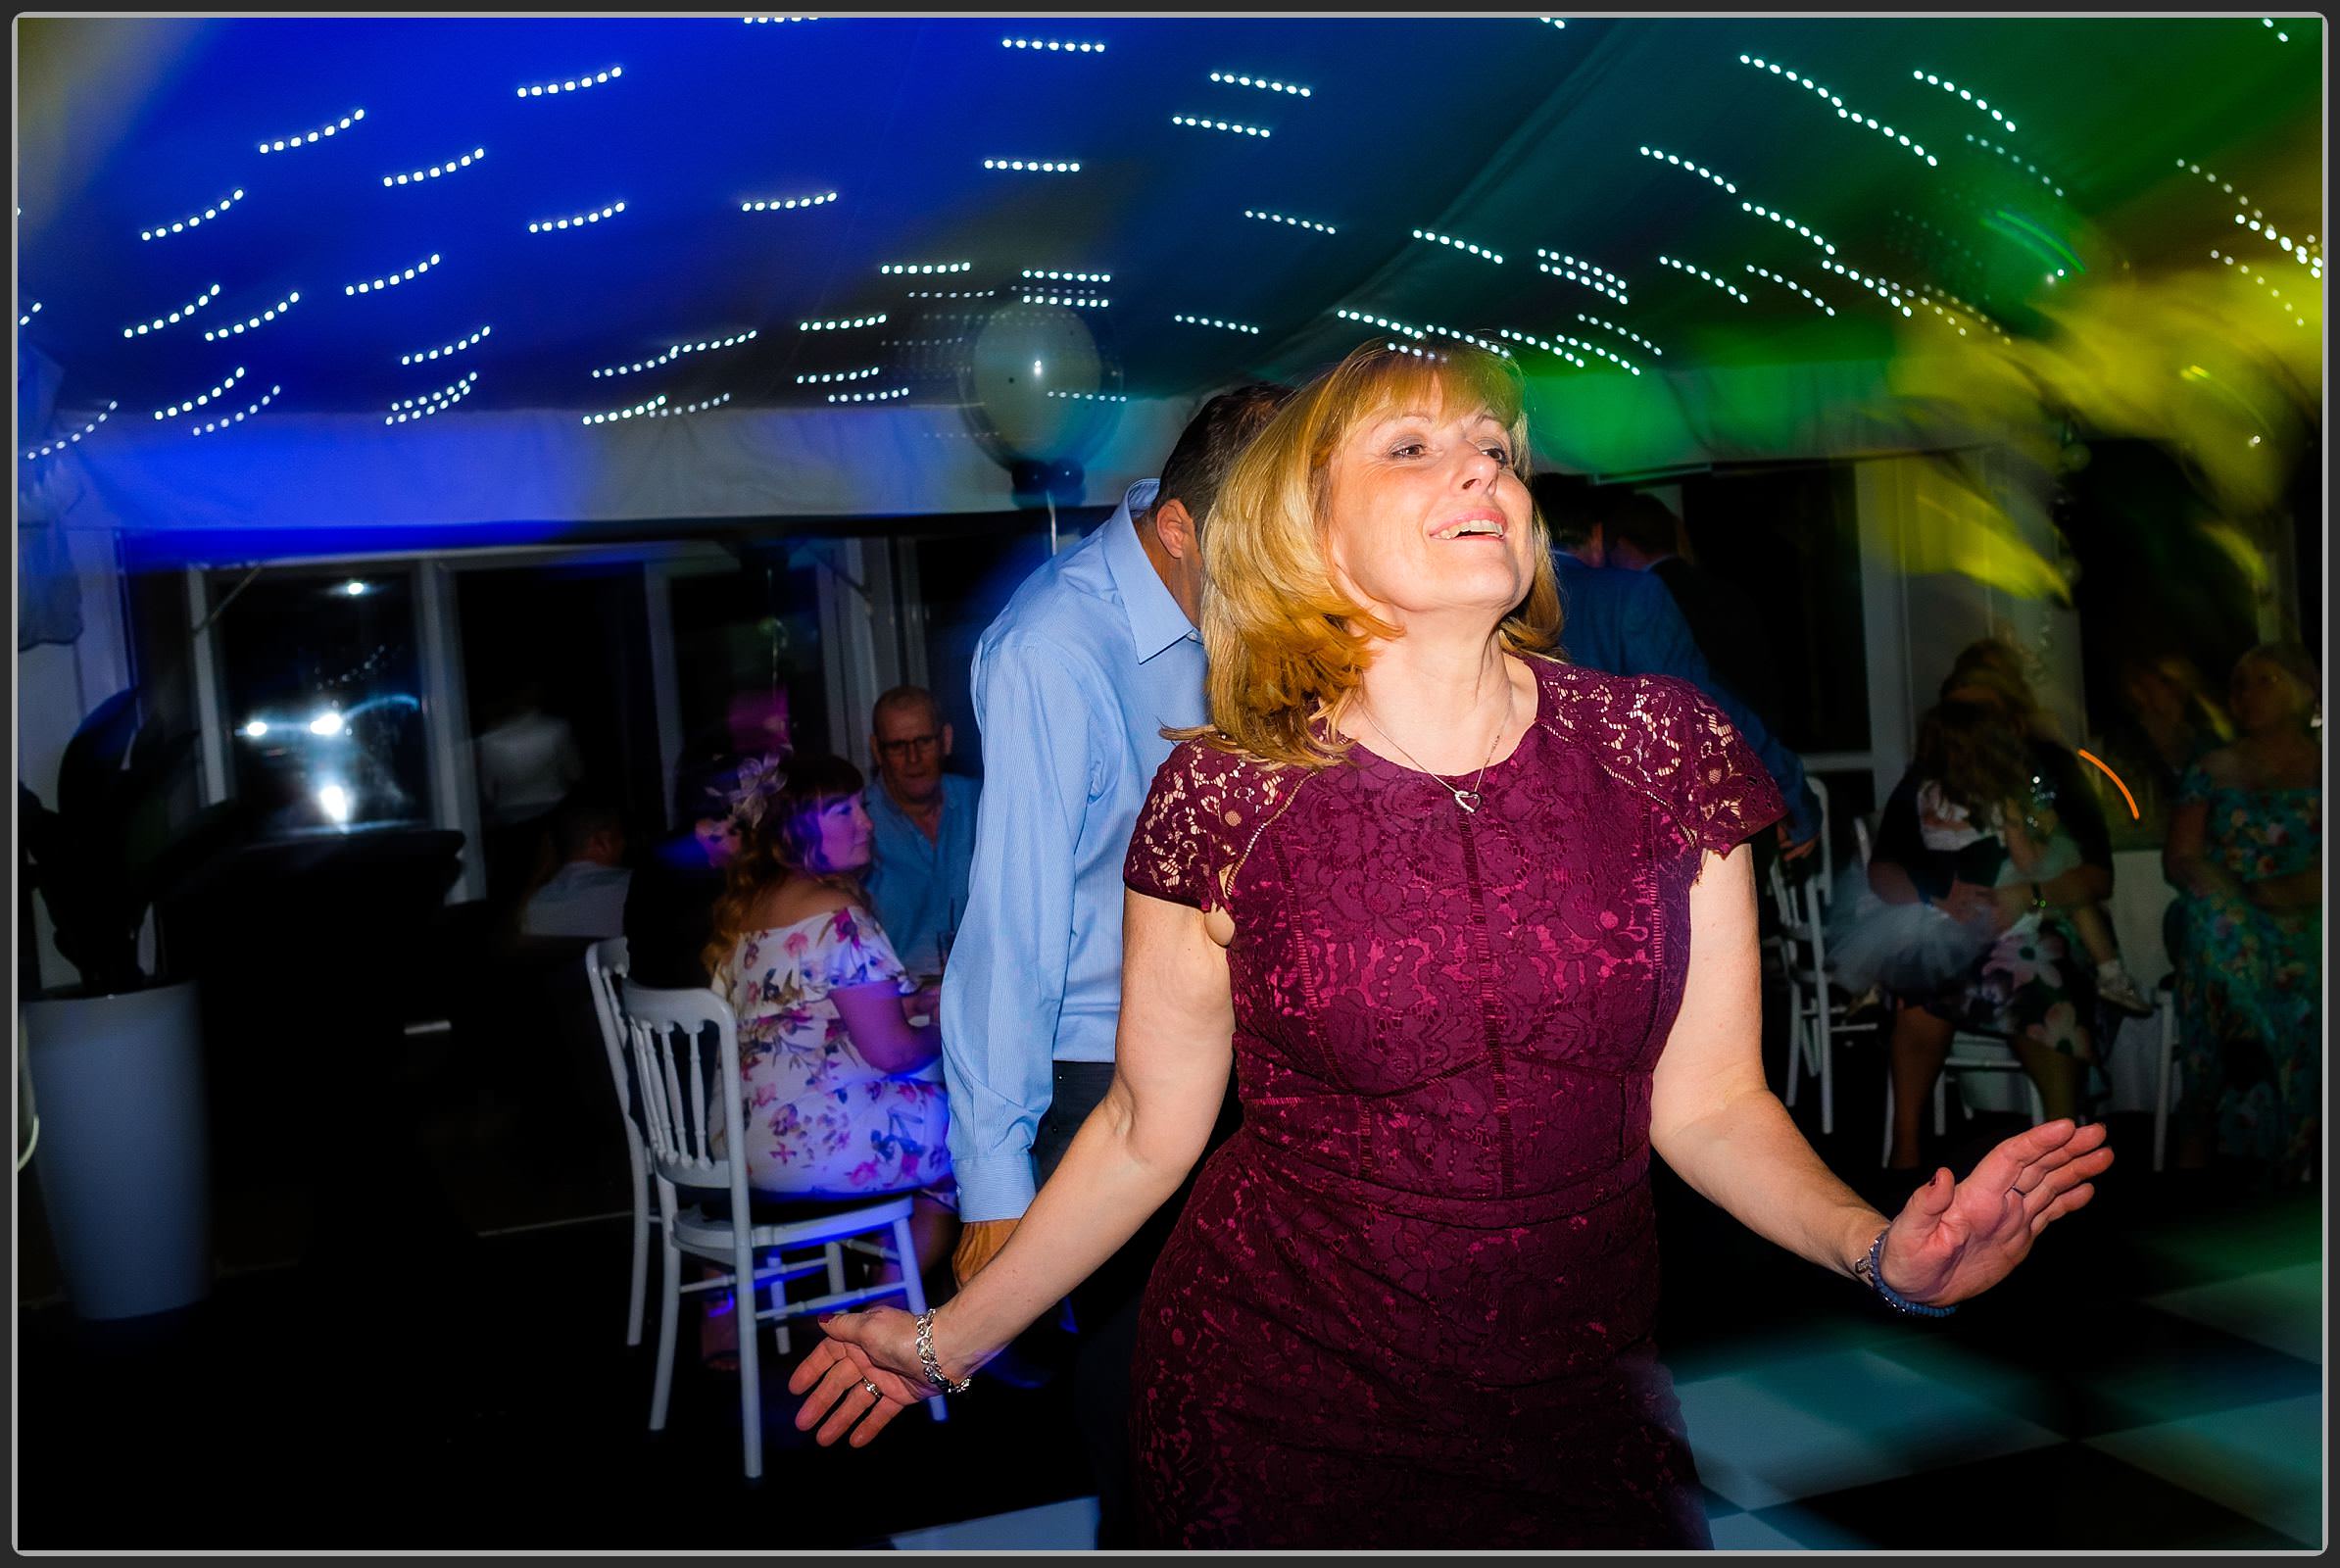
668, 555, 831, 767
1679, 465, 1869, 759
454, 562, 664, 838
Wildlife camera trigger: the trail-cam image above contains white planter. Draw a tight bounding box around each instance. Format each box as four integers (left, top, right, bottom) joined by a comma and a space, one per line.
22, 979, 213, 1319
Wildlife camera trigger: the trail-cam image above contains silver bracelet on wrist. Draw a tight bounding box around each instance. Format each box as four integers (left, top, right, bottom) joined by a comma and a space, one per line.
914, 1308, 973, 1395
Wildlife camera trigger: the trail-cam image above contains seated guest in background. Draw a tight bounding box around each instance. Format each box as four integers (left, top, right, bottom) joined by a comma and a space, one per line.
2165, 641, 2322, 1179
1843, 696, 2149, 1013
1602, 491, 1788, 737
1944, 638, 2069, 744
703, 753, 957, 1274
1936, 645, 2151, 1013
861, 685, 980, 993
1534, 474, 1820, 859
621, 746, 744, 989
2111, 650, 2235, 834
1872, 644, 2120, 1169
520, 800, 632, 940
2123, 651, 2233, 781
474, 679, 586, 910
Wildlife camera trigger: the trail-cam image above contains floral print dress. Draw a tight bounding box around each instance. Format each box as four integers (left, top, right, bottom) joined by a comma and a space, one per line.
2172, 766, 2321, 1167
714, 907, 952, 1200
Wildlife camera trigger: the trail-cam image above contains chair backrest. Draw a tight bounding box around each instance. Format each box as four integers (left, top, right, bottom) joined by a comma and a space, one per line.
1807, 774, 1833, 893
618, 979, 746, 1201
1766, 856, 1806, 931
584, 936, 633, 1118
1800, 870, 1832, 986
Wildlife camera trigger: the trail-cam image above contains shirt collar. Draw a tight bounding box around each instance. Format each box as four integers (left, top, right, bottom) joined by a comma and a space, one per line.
1100, 477, 1197, 663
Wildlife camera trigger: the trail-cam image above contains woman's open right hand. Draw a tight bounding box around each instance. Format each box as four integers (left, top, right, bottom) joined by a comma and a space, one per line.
786, 1308, 933, 1447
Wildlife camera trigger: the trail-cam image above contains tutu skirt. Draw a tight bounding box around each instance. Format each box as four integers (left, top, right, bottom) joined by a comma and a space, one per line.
1822, 867, 1992, 996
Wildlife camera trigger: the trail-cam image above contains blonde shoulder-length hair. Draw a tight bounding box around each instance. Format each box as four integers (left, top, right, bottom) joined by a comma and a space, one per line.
1180, 339, 1562, 770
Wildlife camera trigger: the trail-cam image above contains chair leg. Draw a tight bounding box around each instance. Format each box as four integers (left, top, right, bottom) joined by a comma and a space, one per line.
736, 1239, 763, 1480
650, 1238, 682, 1432
1819, 1019, 1835, 1137
1783, 980, 1806, 1110
1933, 1070, 1948, 1137
626, 1158, 651, 1348
770, 1250, 792, 1358
2154, 993, 2175, 1173
826, 1242, 848, 1298
1882, 1074, 1894, 1166
891, 1215, 948, 1424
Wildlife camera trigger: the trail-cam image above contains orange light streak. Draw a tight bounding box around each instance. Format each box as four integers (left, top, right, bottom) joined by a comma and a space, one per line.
2075, 749, 2140, 820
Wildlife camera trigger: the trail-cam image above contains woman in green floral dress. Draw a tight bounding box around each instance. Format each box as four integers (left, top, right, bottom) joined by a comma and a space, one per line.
2166, 643, 2322, 1178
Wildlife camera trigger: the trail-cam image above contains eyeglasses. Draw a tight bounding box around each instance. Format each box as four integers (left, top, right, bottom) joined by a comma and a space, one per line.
876, 732, 942, 760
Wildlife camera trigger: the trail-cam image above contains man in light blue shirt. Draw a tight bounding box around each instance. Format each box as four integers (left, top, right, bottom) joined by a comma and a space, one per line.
861, 684, 980, 982
941, 383, 1291, 1546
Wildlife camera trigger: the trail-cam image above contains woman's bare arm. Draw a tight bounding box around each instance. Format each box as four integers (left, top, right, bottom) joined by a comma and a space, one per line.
2163, 800, 2242, 901
1651, 848, 1884, 1278
832, 979, 942, 1075
923, 889, 1235, 1376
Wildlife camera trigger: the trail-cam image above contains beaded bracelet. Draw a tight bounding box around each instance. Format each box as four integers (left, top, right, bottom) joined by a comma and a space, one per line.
1853, 1226, 1956, 1317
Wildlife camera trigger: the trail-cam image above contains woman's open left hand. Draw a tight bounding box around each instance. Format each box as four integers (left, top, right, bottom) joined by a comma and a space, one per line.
784, 1307, 932, 1447
1879, 1119, 2114, 1307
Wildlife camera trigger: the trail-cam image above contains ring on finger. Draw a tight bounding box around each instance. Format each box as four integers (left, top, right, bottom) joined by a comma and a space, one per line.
860, 1379, 883, 1399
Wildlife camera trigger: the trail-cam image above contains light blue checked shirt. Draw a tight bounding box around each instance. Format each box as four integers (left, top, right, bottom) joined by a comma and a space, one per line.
940, 479, 1207, 1222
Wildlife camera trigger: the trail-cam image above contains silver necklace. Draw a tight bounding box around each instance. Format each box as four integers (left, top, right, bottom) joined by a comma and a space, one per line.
1355, 674, 1515, 814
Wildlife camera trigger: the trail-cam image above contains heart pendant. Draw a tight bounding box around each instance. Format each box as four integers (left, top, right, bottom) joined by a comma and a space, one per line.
1454, 791, 1481, 813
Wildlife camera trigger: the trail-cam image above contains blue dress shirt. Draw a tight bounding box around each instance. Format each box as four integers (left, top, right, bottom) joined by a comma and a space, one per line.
862, 772, 981, 979
940, 479, 1207, 1222
1553, 552, 1821, 846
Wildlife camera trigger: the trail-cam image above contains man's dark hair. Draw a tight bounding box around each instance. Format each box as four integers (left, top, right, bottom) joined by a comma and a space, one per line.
1149, 381, 1293, 537
1530, 472, 1599, 550
1604, 493, 1683, 561
554, 799, 624, 861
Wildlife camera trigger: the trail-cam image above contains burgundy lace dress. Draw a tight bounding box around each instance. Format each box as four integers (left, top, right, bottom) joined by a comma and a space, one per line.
1120, 657, 1784, 1549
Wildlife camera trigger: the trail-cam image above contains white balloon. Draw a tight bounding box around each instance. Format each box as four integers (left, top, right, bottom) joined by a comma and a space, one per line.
957, 302, 1118, 466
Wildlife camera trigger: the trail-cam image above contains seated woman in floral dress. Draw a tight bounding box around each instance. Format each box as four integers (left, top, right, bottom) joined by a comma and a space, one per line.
702, 753, 957, 1274
2165, 642, 2322, 1179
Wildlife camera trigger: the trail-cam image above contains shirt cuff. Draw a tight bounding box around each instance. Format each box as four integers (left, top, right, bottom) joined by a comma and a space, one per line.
950, 1152, 1039, 1224
1788, 789, 1823, 845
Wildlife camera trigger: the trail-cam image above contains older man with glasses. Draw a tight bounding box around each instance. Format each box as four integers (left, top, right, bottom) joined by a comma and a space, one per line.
861, 685, 981, 993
